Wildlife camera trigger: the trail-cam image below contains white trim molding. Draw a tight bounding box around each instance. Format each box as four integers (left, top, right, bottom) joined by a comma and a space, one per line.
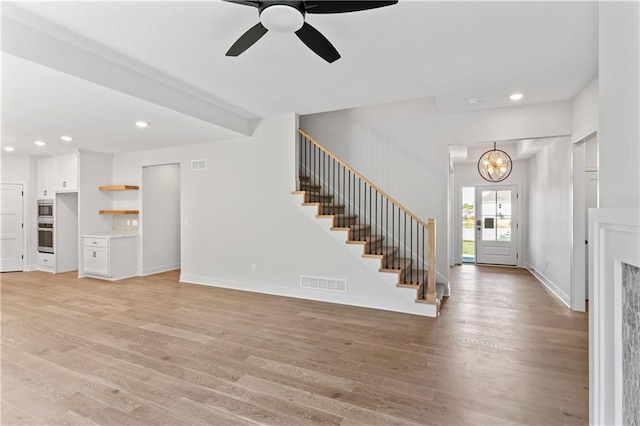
589, 207, 640, 425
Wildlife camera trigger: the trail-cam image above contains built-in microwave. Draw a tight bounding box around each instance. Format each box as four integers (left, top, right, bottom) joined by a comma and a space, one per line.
38, 199, 53, 219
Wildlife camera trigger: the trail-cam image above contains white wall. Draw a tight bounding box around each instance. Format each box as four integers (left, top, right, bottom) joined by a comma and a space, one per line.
599, 1, 640, 208
111, 114, 428, 315
527, 137, 573, 306
452, 157, 529, 266
78, 151, 113, 276
1, 154, 35, 270
572, 76, 599, 143
300, 98, 572, 283
591, 2, 640, 424
142, 163, 180, 275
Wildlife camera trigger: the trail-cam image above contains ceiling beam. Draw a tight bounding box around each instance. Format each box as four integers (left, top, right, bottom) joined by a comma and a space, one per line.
2, 5, 255, 136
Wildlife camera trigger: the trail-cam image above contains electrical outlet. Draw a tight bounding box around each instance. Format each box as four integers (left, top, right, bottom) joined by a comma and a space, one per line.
132, 219, 138, 226
251, 264, 256, 271
545, 259, 549, 268
126, 220, 131, 226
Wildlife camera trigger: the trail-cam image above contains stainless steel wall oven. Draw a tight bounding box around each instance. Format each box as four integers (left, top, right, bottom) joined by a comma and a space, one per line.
37, 199, 54, 253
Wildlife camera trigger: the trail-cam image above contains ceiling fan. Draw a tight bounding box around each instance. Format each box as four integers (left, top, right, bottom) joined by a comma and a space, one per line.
224, 0, 398, 63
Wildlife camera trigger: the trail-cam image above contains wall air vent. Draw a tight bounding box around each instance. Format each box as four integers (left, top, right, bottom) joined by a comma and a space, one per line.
191, 159, 207, 171
300, 275, 347, 293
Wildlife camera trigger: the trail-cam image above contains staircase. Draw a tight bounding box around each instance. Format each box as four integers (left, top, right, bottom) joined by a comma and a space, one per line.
292, 129, 445, 316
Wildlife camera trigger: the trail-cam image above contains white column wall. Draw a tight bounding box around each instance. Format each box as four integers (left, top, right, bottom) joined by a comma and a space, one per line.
527, 137, 573, 306
591, 1, 640, 424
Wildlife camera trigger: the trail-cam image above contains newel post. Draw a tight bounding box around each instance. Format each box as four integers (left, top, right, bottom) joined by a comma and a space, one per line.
426, 218, 437, 303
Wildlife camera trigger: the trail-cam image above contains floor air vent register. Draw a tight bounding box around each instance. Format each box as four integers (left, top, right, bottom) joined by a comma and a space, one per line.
300, 275, 347, 293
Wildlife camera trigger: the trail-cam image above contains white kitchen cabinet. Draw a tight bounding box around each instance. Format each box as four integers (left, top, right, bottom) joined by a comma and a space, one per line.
37, 252, 55, 273
82, 235, 138, 280
36, 157, 54, 198
83, 246, 109, 276
54, 152, 78, 192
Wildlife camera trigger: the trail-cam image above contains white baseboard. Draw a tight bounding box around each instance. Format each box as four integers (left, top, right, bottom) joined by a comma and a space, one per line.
142, 263, 180, 276
526, 264, 570, 307
180, 274, 438, 318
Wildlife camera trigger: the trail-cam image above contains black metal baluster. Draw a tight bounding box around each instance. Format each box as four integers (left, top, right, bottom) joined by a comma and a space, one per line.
404, 212, 407, 279
392, 204, 395, 264
385, 198, 388, 264
375, 191, 378, 253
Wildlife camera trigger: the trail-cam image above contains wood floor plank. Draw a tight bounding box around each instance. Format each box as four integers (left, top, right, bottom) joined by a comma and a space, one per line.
0, 265, 589, 425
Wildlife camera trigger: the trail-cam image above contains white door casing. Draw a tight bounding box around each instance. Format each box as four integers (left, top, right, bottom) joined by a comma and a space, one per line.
0, 183, 24, 272
475, 185, 518, 266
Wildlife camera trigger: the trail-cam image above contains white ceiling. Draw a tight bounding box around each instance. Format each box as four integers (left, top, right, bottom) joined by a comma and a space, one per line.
1, 53, 243, 156
1, 0, 598, 155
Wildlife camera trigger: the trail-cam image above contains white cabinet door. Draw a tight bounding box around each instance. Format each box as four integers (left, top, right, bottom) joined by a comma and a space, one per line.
54, 153, 78, 191
37, 157, 54, 198
83, 247, 109, 276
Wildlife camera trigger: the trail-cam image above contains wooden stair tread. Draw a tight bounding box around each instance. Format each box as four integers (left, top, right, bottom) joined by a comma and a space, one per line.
347, 235, 384, 244
382, 257, 412, 271
366, 246, 398, 257
416, 282, 446, 305
347, 224, 370, 231
404, 269, 428, 284
333, 214, 357, 219
331, 224, 370, 231
300, 186, 321, 193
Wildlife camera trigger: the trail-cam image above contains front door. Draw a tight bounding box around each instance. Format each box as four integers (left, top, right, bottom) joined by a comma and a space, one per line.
476, 185, 518, 266
1, 184, 24, 272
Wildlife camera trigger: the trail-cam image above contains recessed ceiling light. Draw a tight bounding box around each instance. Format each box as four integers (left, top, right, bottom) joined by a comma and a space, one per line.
34, 140, 47, 146
509, 93, 524, 101
4, 147, 15, 152
467, 98, 482, 105
61, 136, 74, 142
135, 121, 149, 128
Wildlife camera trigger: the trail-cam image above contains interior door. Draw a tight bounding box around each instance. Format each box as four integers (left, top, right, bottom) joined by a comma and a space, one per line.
475, 185, 518, 265
1, 184, 24, 272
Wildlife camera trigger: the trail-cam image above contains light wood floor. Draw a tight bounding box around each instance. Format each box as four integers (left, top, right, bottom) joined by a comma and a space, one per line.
1, 265, 588, 425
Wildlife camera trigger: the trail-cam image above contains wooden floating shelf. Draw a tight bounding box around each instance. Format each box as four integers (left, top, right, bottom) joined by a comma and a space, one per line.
99, 185, 139, 191
99, 210, 139, 215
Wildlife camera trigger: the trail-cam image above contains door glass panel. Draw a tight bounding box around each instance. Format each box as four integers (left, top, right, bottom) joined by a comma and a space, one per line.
481, 191, 496, 241
461, 187, 475, 262
496, 190, 512, 241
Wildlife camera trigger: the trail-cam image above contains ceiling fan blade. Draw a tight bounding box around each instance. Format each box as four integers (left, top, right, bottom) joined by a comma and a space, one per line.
226, 22, 268, 57
295, 22, 340, 63
222, 0, 260, 8
305, 1, 398, 14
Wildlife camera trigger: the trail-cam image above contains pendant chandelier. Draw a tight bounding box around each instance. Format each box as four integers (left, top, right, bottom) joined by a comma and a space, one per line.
478, 142, 512, 182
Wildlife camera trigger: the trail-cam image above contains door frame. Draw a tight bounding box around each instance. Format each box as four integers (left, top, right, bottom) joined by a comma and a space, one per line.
475, 184, 520, 266
571, 130, 597, 312
452, 182, 523, 267
0, 182, 26, 272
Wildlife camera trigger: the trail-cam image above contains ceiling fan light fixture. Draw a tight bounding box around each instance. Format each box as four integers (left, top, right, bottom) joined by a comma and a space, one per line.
260, 5, 304, 32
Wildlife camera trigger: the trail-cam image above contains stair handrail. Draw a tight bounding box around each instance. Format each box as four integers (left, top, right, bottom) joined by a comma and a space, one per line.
299, 129, 431, 230
298, 128, 437, 301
